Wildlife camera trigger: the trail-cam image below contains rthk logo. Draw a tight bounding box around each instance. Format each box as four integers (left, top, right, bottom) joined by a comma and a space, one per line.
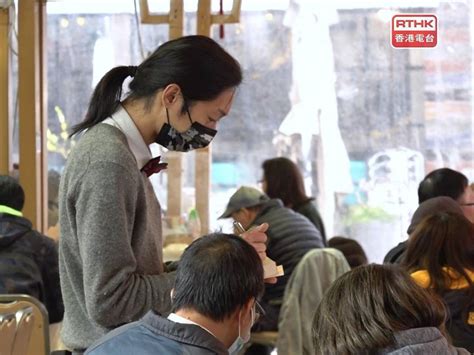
391, 14, 437, 48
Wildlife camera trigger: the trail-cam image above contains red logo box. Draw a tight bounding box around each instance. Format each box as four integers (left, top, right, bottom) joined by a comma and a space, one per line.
391, 14, 437, 48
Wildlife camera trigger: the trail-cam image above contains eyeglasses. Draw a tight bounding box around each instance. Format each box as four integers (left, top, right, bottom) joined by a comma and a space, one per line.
253, 300, 265, 323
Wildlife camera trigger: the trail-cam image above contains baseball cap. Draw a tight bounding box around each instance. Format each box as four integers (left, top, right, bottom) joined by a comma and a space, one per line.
219, 186, 269, 219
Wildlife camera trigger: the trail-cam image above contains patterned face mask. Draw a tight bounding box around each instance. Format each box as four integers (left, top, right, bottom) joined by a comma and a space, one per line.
154, 107, 217, 152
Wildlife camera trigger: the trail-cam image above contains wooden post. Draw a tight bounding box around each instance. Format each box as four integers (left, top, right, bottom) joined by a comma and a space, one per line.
139, 0, 183, 38
165, 0, 184, 219
140, 0, 184, 219
195, 0, 242, 234
197, 0, 212, 36
0, 7, 11, 175
18, 0, 47, 232
39, 0, 48, 232
195, 0, 212, 234
139, 0, 168, 24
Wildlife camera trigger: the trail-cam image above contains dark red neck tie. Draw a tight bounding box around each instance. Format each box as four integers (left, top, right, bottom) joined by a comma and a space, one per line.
141, 156, 168, 177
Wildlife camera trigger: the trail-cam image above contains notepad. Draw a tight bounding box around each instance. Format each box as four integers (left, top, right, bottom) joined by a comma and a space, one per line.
263, 257, 284, 278
233, 221, 284, 279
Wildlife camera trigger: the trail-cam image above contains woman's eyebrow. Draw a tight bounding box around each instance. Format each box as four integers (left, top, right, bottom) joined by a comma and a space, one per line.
217, 108, 228, 118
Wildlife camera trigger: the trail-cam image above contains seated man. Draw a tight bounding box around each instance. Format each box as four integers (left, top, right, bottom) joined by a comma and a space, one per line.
384, 168, 473, 264
86, 233, 264, 355
219, 186, 323, 332
0, 175, 63, 323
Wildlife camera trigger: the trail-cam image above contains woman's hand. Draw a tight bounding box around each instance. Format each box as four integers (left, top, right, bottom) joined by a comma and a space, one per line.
241, 223, 277, 284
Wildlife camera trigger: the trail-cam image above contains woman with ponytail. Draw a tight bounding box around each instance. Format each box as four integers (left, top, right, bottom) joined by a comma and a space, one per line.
58, 35, 269, 352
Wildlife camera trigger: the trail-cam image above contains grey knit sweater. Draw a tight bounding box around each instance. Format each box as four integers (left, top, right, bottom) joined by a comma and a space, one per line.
58, 124, 174, 350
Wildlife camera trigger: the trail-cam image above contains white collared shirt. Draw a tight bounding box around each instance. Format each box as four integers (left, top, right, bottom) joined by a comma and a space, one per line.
167, 313, 217, 338
103, 105, 151, 170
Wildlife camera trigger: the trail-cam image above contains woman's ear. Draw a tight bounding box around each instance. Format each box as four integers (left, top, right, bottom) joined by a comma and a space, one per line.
161, 84, 182, 107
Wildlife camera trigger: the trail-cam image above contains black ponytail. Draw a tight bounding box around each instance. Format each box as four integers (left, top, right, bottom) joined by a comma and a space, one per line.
71, 35, 242, 137
70, 66, 136, 137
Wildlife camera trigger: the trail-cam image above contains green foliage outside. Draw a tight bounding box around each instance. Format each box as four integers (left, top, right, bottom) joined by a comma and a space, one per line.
343, 204, 395, 226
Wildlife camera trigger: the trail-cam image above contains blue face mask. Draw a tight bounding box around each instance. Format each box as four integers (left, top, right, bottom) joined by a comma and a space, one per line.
228, 305, 255, 355
228, 336, 246, 355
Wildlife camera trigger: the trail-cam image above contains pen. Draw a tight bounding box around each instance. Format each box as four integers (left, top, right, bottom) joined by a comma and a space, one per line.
233, 221, 246, 235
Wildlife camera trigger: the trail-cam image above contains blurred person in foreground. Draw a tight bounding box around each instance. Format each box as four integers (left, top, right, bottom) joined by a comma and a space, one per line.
313, 264, 469, 354
403, 211, 474, 352
86, 233, 264, 355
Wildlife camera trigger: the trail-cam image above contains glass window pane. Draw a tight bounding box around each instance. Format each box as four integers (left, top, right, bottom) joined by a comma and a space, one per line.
210, 1, 473, 263
45, 1, 473, 263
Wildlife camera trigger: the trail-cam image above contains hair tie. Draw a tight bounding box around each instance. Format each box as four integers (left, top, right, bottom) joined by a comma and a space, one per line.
128, 65, 138, 77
